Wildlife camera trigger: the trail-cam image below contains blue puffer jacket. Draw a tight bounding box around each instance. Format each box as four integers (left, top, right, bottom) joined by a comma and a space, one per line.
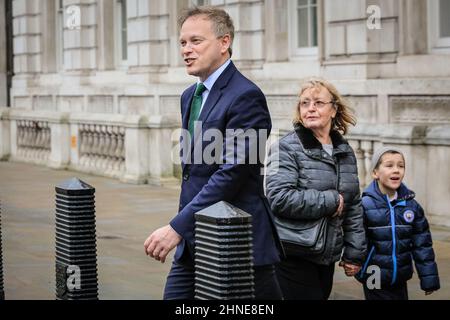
356, 180, 440, 291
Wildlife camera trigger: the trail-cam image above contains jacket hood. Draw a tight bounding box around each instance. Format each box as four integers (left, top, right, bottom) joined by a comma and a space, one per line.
363, 180, 416, 204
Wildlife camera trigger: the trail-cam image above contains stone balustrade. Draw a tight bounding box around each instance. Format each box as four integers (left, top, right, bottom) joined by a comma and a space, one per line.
78, 123, 125, 177
0, 109, 180, 185
70, 112, 179, 185
70, 113, 142, 182
6, 109, 70, 167
16, 120, 51, 161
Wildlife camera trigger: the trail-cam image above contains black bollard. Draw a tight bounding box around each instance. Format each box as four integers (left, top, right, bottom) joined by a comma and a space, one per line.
0, 200, 4, 300
194, 201, 254, 300
55, 178, 98, 300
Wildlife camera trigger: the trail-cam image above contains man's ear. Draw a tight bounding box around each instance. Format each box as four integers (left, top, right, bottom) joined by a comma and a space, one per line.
220, 34, 231, 54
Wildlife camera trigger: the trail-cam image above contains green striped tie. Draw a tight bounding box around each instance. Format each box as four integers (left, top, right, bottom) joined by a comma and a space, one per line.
188, 82, 207, 137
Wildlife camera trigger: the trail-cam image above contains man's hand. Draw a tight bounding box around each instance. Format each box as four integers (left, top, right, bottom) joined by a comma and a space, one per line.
332, 194, 345, 218
144, 225, 182, 263
339, 261, 361, 277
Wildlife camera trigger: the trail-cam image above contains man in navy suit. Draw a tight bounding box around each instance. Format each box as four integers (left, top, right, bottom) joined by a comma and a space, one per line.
144, 6, 283, 299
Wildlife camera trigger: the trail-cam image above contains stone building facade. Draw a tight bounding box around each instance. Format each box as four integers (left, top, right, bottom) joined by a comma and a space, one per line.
0, 0, 449, 226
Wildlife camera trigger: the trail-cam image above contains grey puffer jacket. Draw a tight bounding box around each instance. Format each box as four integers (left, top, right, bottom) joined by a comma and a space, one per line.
265, 124, 366, 266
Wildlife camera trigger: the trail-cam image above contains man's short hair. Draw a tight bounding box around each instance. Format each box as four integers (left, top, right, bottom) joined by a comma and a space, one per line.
178, 6, 234, 57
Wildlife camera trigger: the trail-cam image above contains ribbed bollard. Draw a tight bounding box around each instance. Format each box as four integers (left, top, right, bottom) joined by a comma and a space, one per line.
0, 200, 4, 300
194, 201, 254, 300
55, 178, 98, 300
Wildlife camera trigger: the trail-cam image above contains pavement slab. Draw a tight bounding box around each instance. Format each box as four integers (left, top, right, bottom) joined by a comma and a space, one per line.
0, 161, 448, 300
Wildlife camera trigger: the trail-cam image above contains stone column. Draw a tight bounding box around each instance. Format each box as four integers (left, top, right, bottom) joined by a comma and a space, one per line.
264, 0, 288, 62
96, 0, 114, 70
40, 0, 57, 73
49, 113, 71, 169
168, 0, 189, 67
398, 0, 427, 55
122, 115, 149, 184
147, 115, 179, 186
0, 107, 10, 160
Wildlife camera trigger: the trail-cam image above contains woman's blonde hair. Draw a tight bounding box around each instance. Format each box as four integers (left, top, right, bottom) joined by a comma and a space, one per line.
293, 77, 356, 135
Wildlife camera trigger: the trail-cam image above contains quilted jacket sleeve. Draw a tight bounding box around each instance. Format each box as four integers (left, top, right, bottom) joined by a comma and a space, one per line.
265, 137, 340, 220
341, 192, 367, 265
411, 202, 440, 292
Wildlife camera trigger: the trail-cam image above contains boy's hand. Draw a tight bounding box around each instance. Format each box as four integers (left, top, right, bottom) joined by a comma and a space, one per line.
425, 291, 434, 296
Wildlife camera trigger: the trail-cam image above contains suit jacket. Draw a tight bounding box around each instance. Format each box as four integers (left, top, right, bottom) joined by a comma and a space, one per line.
170, 61, 283, 266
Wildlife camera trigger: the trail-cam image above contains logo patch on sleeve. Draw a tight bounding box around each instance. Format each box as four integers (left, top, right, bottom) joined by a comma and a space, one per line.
403, 210, 415, 223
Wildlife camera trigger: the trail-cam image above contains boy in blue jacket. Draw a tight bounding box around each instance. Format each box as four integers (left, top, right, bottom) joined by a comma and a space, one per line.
355, 147, 440, 300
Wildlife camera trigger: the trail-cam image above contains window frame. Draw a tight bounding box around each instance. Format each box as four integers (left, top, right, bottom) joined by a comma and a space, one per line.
55, 0, 65, 70
428, 0, 450, 53
114, 0, 129, 68
288, 0, 319, 57
191, 0, 209, 6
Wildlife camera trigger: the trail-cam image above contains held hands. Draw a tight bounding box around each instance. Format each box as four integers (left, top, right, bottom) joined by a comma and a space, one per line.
332, 194, 345, 218
339, 261, 361, 277
144, 224, 182, 263
425, 291, 435, 296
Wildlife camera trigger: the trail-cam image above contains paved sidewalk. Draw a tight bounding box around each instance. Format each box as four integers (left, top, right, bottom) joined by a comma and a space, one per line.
0, 161, 448, 300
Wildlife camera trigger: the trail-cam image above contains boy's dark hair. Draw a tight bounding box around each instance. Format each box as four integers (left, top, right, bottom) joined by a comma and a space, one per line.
178, 6, 234, 57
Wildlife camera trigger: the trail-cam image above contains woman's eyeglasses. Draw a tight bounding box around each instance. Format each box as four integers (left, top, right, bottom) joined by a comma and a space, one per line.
299, 100, 334, 109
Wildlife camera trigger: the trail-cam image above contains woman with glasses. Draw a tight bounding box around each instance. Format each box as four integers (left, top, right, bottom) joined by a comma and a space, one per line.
265, 78, 367, 300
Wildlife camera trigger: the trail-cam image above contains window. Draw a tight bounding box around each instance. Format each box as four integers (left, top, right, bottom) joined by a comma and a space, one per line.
191, 0, 208, 6
439, 0, 450, 38
56, 0, 65, 70
429, 0, 450, 52
115, 0, 128, 66
289, 0, 318, 56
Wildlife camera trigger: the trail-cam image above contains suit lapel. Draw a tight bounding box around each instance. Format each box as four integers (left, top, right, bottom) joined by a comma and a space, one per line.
197, 61, 237, 124
182, 61, 238, 156
180, 85, 196, 171
181, 84, 196, 131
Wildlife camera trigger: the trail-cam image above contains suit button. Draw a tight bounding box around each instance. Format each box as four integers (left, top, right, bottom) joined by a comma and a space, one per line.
183, 173, 189, 181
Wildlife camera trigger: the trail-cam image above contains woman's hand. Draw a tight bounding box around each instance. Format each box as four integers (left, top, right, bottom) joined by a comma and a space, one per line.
339, 261, 361, 277
332, 194, 344, 218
